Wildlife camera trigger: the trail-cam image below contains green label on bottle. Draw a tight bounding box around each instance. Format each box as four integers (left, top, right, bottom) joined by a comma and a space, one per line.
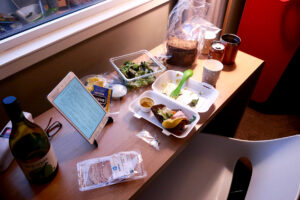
17, 146, 58, 182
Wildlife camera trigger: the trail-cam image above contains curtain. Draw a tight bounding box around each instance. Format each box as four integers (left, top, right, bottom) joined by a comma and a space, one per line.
205, 0, 228, 28
173, 0, 228, 28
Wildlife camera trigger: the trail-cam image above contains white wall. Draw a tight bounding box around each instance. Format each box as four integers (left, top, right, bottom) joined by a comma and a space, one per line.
0, 2, 171, 128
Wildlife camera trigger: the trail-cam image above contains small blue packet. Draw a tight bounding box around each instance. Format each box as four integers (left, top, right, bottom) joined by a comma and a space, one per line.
91, 85, 112, 112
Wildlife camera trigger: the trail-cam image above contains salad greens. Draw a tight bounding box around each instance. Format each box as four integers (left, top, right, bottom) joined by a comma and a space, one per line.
120, 61, 153, 78
188, 98, 199, 107
157, 108, 174, 120
120, 61, 155, 88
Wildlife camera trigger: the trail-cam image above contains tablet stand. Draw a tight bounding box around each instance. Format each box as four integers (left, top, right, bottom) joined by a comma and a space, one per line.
93, 116, 114, 147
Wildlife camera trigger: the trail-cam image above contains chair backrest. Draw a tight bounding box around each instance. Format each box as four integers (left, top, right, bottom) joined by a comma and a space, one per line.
136, 133, 300, 200
240, 135, 300, 200
199, 133, 300, 200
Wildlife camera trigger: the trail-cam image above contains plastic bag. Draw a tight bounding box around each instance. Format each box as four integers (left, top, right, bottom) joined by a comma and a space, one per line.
77, 151, 147, 191
198, 19, 221, 55
166, 0, 220, 66
136, 130, 160, 151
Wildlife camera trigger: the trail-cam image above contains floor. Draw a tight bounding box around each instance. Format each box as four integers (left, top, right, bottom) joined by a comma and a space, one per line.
234, 106, 300, 140
235, 47, 300, 140
229, 106, 300, 199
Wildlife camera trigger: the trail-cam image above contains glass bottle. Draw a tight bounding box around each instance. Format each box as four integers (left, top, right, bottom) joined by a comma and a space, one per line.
2, 96, 58, 184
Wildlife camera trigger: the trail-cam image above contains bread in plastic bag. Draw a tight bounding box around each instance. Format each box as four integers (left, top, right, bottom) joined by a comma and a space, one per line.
166, 0, 221, 66
77, 151, 147, 191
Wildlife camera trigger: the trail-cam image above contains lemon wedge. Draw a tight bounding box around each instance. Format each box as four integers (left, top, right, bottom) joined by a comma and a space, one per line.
93, 80, 104, 87
162, 118, 184, 129
86, 84, 94, 92
87, 77, 99, 84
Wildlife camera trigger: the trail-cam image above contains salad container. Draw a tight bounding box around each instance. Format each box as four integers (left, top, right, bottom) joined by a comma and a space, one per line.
109, 50, 166, 85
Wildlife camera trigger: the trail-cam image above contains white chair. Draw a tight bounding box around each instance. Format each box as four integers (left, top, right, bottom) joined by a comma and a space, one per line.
137, 133, 300, 200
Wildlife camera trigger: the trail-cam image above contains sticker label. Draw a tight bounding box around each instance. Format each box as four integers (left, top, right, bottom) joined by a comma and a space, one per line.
110, 154, 134, 180
18, 146, 58, 181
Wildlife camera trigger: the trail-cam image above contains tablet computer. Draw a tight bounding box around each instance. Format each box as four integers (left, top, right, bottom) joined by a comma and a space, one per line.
47, 72, 109, 145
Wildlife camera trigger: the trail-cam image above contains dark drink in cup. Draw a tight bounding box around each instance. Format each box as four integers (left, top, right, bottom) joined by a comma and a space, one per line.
221, 34, 241, 65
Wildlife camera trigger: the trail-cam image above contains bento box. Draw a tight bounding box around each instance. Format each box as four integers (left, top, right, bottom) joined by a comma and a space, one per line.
129, 90, 200, 138
152, 70, 219, 113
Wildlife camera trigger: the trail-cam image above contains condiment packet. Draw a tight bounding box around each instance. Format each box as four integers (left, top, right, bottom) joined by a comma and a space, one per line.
137, 130, 160, 151
77, 151, 147, 191
91, 85, 112, 112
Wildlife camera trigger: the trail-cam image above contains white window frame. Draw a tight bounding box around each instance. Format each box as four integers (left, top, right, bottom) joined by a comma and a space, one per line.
0, 0, 169, 80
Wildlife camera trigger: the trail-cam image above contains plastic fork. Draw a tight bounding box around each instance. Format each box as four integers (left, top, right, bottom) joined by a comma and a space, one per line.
170, 69, 193, 99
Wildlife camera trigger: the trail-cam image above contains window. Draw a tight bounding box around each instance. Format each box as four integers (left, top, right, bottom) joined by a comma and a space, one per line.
0, 0, 132, 51
0, 0, 168, 80
0, 0, 109, 40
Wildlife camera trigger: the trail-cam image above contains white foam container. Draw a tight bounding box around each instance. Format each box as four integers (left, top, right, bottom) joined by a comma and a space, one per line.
152, 70, 219, 113
129, 90, 200, 138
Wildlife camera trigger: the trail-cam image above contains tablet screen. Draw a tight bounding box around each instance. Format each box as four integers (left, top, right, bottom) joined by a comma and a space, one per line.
53, 78, 106, 139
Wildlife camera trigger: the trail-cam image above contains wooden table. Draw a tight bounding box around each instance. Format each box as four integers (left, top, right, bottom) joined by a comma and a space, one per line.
0, 45, 264, 200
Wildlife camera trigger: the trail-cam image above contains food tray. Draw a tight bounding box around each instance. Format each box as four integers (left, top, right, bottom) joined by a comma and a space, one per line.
109, 50, 166, 83
80, 74, 107, 87
152, 70, 219, 113
129, 90, 200, 138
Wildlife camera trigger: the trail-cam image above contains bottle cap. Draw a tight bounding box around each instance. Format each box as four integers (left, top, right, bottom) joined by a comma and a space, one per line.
2, 96, 23, 122
3, 96, 17, 104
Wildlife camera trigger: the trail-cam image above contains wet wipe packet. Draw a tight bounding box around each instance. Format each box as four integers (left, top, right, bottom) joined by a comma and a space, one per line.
77, 151, 147, 191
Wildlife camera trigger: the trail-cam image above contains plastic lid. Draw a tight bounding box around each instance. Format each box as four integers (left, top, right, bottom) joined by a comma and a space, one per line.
2, 96, 23, 122
2, 96, 17, 105
111, 84, 127, 98
205, 31, 217, 40
109, 50, 166, 83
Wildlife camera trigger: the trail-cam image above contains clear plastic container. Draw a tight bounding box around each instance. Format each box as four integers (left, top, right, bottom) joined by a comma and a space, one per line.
109, 50, 166, 83
80, 74, 107, 90
77, 151, 146, 191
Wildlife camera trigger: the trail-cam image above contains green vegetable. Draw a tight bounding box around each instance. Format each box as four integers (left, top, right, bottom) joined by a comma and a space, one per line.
120, 61, 153, 79
127, 75, 155, 88
119, 61, 155, 88
157, 108, 173, 120
189, 116, 196, 123
188, 98, 199, 107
